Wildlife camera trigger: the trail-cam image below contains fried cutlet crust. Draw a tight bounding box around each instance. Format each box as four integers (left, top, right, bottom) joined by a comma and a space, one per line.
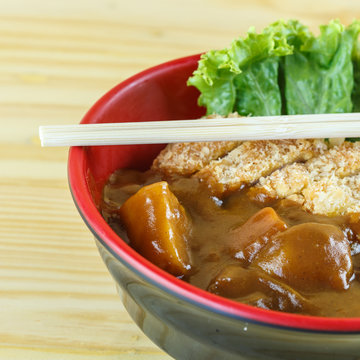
248, 142, 360, 216
151, 140, 241, 177
195, 139, 327, 196
151, 113, 242, 177
151, 114, 360, 216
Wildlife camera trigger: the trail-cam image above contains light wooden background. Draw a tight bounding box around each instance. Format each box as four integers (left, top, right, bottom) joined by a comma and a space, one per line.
1, 1, 360, 359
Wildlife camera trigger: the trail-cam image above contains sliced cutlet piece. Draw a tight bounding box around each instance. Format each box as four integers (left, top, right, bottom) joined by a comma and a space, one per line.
300, 142, 360, 216
249, 141, 360, 216
306, 141, 360, 179
249, 141, 360, 203
195, 139, 327, 197
247, 163, 310, 203
301, 174, 360, 216
151, 113, 242, 177
151, 141, 241, 177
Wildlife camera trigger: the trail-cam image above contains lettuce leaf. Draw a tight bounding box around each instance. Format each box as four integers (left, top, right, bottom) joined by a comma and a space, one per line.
187, 20, 298, 116
352, 39, 360, 112
188, 19, 360, 120
285, 20, 360, 114
186, 49, 238, 115
232, 57, 281, 116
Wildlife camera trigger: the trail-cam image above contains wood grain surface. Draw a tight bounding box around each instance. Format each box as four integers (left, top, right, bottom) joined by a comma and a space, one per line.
1, 1, 360, 359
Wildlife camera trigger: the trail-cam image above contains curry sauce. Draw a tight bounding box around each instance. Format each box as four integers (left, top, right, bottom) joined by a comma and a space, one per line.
101, 168, 360, 318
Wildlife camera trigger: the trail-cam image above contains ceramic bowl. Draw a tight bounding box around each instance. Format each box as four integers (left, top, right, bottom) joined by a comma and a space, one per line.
68, 54, 360, 360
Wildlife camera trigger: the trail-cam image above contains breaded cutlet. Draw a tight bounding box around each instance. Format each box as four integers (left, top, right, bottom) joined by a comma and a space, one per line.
248, 141, 360, 216
151, 113, 360, 216
151, 141, 241, 177
151, 113, 242, 177
247, 163, 310, 203
195, 139, 327, 197
300, 174, 360, 216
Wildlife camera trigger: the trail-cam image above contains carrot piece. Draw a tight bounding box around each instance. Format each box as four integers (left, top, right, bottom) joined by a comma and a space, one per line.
229, 207, 287, 264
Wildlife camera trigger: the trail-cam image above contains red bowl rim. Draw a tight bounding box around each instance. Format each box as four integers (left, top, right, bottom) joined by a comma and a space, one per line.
68, 54, 360, 334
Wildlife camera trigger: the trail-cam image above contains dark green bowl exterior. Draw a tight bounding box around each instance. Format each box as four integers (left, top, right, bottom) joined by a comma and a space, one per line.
96, 239, 360, 360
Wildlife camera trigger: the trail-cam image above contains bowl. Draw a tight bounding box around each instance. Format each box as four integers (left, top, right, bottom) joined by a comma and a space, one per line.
68, 54, 360, 360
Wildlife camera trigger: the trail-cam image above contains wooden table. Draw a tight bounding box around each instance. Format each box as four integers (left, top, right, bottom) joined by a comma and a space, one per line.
1, 1, 360, 358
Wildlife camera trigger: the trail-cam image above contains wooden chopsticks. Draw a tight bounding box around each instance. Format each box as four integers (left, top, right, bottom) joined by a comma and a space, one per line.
39, 113, 360, 147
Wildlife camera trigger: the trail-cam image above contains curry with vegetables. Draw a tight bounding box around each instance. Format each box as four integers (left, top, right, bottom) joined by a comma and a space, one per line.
101, 138, 360, 317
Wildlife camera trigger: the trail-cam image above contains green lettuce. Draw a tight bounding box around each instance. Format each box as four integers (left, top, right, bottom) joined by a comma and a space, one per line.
285, 20, 360, 114
187, 20, 298, 116
352, 39, 360, 112
187, 19, 360, 119
349, 44, 360, 142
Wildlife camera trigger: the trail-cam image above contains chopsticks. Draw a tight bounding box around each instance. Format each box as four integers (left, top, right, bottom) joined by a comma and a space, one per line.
39, 113, 360, 147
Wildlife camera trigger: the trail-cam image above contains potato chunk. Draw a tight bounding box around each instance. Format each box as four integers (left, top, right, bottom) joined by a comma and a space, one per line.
253, 223, 353, 291
119, 181, 192, 277
207, 265, 314, 313
207, 266, 258, 298
228, 207, 287, 264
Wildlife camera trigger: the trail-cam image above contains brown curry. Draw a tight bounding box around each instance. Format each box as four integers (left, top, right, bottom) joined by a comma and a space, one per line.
101, 167, 360, 318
